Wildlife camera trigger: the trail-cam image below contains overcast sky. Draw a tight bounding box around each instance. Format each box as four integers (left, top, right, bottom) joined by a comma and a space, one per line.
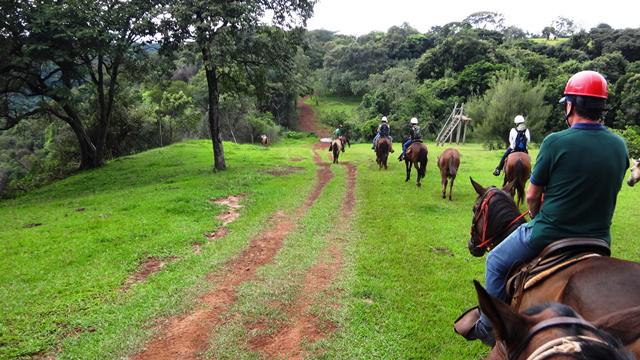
306, 0, 640, 36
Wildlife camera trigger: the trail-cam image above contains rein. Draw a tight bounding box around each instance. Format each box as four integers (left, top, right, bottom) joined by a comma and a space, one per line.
471, 188, 529, 251
509, 316, 608, 360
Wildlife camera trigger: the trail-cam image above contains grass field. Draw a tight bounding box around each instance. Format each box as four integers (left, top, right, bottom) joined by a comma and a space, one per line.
2, 137, 639, 359
530, 37, 569, 46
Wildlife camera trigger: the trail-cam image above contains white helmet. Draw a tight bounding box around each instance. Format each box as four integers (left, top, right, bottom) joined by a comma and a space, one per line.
381, 116, 388, 122
410, 117, 418, 125
514, 115, 525, 124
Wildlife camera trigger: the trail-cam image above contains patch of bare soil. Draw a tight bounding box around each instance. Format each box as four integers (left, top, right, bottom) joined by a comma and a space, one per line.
249, 162, 357, 359
210, 194, 244, 226
122, 256, 178, 292
132, 145, 334, 360
297, 97, 330, 138
262, 166, 305, 177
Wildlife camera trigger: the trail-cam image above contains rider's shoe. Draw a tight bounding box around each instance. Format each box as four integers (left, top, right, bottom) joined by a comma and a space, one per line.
454, 307, 495, 347
492, 168, 501, 176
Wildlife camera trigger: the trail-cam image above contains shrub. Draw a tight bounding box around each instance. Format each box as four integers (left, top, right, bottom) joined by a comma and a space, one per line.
613, 126, 640, 159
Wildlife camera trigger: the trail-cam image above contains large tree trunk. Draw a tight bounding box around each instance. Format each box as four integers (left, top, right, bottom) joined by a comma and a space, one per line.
205, 66, 226, 171
61, 105, 98, 170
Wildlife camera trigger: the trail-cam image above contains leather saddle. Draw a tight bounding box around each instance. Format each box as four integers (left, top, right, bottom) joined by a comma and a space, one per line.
506, 238, 610, 311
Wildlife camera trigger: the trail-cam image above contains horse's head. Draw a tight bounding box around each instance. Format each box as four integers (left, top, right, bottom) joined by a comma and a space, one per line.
628, 159, 640, 187
468, 177, 520, 257
474, 280, 633, 360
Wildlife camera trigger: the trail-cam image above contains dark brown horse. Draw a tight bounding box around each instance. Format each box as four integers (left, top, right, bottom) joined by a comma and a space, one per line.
405, 141, 428, 187
330, 138, 343, 164
437, 148, 460, 200
375, 137, 391, 170
503, 152, 531, 206
474, 281, 636, 360
338, 135, 350, 151
467, 178, 640, 357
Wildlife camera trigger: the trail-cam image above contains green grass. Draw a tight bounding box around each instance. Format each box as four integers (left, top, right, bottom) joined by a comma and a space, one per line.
3, 137, 639, 359
0, 139, 317, 359
304, 96, 361, 115
530, 37, 569, 46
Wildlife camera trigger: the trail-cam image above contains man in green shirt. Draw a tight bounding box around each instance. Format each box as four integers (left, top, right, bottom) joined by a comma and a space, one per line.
463, 70, 629, 346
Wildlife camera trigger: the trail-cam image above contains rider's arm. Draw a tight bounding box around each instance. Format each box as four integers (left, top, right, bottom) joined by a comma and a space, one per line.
508, 128, 517, 149
526, 183, 544, 218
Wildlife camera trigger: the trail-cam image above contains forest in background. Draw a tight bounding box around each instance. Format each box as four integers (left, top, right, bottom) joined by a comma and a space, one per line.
2, 6, 640, 196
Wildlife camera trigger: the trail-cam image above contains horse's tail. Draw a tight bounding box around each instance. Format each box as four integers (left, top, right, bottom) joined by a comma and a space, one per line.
418, 147, 428, 179
515, 159, 525, 206
448, 155, 457, 178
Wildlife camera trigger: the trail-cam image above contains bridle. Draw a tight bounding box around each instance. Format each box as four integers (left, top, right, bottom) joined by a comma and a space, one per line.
470, 188, 528, 251
509, 316, 611, 360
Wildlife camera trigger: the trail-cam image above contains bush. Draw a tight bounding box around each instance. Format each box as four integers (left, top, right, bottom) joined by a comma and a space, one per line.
613, 126, 640, 159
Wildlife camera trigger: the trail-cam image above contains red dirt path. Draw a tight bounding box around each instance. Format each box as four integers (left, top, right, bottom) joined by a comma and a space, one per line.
132, 146, 333, 360
297, 97, 330, 138
250, 162, 357, 359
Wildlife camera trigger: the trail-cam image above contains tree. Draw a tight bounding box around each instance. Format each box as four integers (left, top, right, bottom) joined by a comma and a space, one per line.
551, 17, 576, 37
541, 26, 556, 39
164, 1, 315, 170
0, 0, 161, 169
466, 72, 550, 146
463, 12, 506, 32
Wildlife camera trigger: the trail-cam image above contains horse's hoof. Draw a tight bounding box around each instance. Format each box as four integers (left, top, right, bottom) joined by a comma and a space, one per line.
417, 183, 421, 187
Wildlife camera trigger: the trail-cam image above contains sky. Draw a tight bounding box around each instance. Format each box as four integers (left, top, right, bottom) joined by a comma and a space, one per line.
306, 0, 640, 36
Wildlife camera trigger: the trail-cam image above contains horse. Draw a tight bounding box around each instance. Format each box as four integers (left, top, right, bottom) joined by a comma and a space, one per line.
503, 152, 531, 206
338, 135, 350, 151
628, 159, 639, 187
375, 137, 391, 170
404, 141, 428, 187
474, 280, 635, 360
437, 148, 460, 200
259, 134, 269, 146
330, 138, 343, 164
466, 178, 640, 356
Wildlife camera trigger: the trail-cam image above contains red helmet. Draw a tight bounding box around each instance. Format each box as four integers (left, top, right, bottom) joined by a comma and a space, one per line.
564, 70, 608, 99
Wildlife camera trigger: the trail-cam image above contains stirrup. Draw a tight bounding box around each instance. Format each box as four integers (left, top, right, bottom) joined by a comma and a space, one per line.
454, 307, 481, 340
493, 168, 501, 176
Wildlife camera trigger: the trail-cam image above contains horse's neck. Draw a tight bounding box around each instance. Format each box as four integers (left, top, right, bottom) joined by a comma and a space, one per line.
489, 202, 524, 242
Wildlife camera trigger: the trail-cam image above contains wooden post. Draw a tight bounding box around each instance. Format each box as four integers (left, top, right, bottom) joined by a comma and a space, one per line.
455, 120, 462, 144
462, 120, 468, 144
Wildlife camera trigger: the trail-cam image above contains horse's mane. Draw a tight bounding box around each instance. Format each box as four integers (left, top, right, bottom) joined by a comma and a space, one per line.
481, 188, 524, 240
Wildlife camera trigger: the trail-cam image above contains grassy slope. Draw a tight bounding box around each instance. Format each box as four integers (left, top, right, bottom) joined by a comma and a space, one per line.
318, 142, 640, 359
304, 96, 361, 115
0, 139, 316, 359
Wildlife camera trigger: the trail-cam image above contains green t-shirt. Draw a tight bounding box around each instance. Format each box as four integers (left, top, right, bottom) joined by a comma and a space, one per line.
527, 123, 629, 250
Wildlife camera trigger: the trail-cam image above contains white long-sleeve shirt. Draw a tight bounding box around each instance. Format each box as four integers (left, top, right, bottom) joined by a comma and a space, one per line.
508, 128, 530, 150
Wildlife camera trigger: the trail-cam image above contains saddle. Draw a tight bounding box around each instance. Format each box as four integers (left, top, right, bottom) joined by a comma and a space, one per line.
506, 238, 610, 311
405, 140, 423, 156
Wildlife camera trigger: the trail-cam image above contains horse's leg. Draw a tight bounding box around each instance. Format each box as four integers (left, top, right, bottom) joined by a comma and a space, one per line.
405, 159, 411, 182
441, 174, 447, 198
449, 175, 455, 201
415, 161, 421, 187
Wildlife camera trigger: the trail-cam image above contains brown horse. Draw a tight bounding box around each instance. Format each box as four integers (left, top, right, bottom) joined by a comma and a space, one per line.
338, 135, 350, 151
467, 178, 640, 357
437, 148, 460, 200
405, 141, 428, 187
503, 152, 531, 206
330, 138, 343, 164
628, 159, 639, 187
375, 137, 391, 170
259, 134, 268, 146
474, 281, 635, 360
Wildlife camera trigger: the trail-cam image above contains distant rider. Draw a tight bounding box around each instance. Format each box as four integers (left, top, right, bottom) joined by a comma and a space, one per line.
328, 124, 345, 152
372, 116, 394, 152
398, 117, 421, 161
493, 115, 530, 176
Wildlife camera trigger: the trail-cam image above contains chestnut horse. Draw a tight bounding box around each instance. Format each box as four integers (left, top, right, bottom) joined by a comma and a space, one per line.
474, 280, 635, 360
405, 141, 428, 187
628, 159, 639, 187
375, 137, 391, 170
437, 148, 460, 200
330, 138, 343, 164
467, 178, 640, 357
503, 152, 531, 206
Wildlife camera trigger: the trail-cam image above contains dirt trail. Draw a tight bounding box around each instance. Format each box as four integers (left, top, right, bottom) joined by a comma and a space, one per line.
297, 97, 330, 138
133, 146, 333, 360
250, 162, 357, 359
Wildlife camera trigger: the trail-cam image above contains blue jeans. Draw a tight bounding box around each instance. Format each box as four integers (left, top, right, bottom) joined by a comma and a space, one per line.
402, 139, 412, 155
477, 224, 537, 341
372, 133, 380, 149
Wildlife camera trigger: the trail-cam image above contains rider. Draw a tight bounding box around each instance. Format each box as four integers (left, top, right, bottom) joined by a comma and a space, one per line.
328, 124, 345, 152
398, 117, 421, 161
459, 70, 629, 346
493, 115, 530, 176
372, 116, 394, 152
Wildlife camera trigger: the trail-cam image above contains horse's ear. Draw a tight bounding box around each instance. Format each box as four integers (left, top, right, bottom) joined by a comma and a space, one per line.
502, 181, 515, 194
474, 280, 528, 344
470, 177, 486, 196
